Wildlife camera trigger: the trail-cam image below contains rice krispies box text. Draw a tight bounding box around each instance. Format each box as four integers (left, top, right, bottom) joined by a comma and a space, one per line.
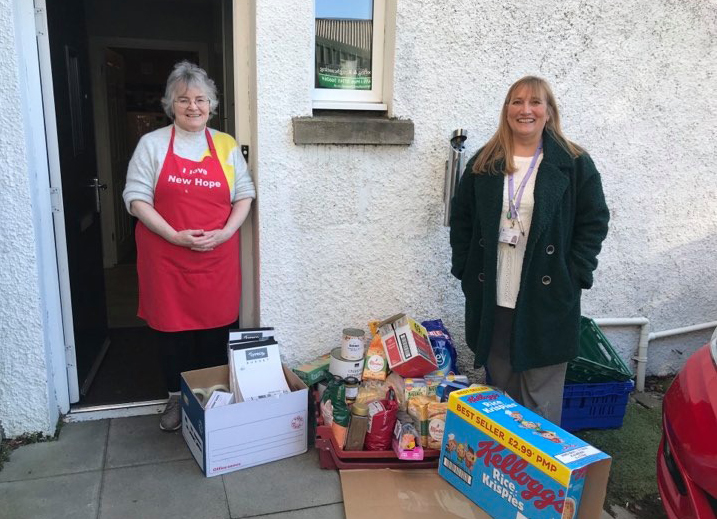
439, 386, 611, 519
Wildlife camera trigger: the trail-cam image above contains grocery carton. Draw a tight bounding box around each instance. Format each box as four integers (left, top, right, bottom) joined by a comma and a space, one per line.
439, 386, 611, 519
292, 352, 331, 385
181, 364, 308, 477
378, 314, 438, 378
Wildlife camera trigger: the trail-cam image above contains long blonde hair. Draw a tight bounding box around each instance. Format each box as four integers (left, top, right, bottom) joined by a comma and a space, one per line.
473, 76, 582, 175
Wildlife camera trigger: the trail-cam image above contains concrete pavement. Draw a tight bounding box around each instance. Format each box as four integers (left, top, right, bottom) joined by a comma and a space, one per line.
0, 416, 343, 519
0, 416, 617, 519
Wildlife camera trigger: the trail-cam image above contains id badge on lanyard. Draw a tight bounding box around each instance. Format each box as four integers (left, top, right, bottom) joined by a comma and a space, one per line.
500, 141, 542, 248
499, 224, 521, 247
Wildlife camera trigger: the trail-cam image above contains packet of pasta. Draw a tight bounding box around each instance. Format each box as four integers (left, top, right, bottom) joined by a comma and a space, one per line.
362, 332, 388, 381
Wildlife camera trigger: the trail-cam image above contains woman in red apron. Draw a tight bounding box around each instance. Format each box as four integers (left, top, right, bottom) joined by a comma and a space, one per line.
123, 62, 255, 431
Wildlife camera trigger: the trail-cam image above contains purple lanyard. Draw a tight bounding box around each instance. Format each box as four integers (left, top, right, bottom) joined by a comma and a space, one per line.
508, 140, 542, 220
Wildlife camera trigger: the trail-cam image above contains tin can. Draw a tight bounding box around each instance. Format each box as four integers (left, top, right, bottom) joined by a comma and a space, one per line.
341, 328, 366, 360
329, 347, 364, 380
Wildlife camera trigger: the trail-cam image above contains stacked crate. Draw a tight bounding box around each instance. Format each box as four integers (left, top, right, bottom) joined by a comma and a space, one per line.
561, 317, 635, 431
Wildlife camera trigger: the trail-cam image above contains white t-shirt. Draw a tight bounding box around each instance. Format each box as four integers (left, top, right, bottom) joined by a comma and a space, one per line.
496, 154, 543, 309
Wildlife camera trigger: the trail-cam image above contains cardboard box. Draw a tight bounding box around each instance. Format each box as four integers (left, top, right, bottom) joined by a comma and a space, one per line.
292, 352, 331, 385
439, 386, 611, 519
378, 314, 438, 377
341, 469, 490, 519
181, 364, 308, 477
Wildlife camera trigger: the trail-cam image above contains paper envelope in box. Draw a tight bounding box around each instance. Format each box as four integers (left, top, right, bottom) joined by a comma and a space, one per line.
378, 314, 438, 377
439, 386, 611, 519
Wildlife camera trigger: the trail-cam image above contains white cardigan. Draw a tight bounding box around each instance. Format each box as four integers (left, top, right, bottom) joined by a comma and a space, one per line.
496, 154, 543, 309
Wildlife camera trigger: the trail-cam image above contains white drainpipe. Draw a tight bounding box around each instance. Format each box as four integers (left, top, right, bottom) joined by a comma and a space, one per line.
648, 321, 717, 341
592, 318, 717, 393
594, 318, 649, 392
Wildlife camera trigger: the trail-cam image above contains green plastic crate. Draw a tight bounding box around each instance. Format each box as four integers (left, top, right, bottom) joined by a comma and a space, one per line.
566, 317, 634, 383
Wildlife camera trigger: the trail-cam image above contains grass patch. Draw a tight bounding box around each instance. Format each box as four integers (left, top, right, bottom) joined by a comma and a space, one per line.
575, 402, 666, 519
0, 418, 63, 472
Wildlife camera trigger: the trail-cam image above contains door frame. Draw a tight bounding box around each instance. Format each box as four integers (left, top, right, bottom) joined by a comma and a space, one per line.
34, 0, 82, 405
13, 0, 69, 421
88, 37, 209, 268
29, 0, 259, 412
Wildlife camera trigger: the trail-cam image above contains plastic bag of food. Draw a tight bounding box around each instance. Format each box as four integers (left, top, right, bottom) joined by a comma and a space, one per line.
407, 395, 433, 447
407, 395, 446, 449
320, 377, 350, 447
425, 400, 448, 449
421, 319, 459, 375
355, 380, 389, 405
363, 390, 399, 451
392, 417, 423, 460
362, 332, 388, 381
386, 372, 429, 410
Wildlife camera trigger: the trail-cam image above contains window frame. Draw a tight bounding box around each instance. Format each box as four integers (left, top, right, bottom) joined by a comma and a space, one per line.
312, 0, 387, 110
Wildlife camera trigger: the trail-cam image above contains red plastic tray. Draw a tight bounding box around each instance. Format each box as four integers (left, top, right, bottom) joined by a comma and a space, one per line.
315, 425, 440, 470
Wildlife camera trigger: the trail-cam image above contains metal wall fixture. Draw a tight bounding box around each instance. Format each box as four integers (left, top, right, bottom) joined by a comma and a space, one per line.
443, 129, 468, 226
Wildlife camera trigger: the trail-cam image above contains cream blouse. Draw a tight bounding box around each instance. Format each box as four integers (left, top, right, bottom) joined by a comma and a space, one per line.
496, 154, 543, 309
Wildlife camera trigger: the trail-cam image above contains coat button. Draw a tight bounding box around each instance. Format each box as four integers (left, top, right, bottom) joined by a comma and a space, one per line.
478, 238, 485, 247
542, 275, 552, 285
478, 273, 485, 282
546, 245, 555, 255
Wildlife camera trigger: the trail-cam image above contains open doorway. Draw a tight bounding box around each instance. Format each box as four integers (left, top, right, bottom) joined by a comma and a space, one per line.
44, 0, 243, 409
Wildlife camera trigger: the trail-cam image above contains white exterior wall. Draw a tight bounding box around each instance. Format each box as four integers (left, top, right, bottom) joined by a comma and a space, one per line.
255, 0, 717, 376
1, 0, 715, 435
0, 0, 56, 437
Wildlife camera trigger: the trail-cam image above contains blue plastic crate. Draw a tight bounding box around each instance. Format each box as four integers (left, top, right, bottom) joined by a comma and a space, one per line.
560, 380, 634, 432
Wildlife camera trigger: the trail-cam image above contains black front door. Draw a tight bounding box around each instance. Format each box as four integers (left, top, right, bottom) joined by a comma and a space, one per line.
46, 0, 109, 396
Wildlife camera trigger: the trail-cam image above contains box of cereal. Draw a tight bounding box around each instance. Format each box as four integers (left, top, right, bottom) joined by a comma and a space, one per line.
439, 386, 611, 519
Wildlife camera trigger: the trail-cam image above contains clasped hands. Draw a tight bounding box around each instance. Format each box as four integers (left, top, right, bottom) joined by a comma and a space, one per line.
171, 228, 231, 252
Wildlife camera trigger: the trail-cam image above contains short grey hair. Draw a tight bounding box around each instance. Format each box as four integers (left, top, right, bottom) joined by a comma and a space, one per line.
161, 61, 219, 119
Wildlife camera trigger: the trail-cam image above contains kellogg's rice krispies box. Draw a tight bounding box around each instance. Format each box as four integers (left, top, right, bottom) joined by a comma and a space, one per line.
439, 386, 611, 519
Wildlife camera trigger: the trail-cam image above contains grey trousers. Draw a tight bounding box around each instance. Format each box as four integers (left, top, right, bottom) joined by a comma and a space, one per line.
487, 306, 567, 426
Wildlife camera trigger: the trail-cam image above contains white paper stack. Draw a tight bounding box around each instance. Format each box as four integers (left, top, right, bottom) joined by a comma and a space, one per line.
227, 328, 276, 402
227, 328, 289, 402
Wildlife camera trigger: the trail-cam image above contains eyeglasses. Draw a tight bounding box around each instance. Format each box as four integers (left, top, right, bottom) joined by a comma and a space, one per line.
174, 97, 209, 108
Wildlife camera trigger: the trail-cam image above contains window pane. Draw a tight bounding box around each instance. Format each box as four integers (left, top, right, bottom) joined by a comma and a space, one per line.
315, 0, 373, 91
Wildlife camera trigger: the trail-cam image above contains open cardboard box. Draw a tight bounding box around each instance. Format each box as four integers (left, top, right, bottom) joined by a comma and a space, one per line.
342, 469, 489, 519
342, 465, 609, 519
181, 364, 308, 477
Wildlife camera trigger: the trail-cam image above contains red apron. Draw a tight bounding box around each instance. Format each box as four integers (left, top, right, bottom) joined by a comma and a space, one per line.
135, 126, 240, 331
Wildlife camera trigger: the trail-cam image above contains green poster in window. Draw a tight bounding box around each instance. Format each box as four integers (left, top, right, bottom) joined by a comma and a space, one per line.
315, 18, 373, 91
317, 64, 371, 90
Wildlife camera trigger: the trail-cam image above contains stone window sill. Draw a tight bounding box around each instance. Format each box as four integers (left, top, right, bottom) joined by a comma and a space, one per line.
292, 114, 414, 145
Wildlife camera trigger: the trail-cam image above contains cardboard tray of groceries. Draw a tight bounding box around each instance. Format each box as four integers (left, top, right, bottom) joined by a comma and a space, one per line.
315, 425, 441, 470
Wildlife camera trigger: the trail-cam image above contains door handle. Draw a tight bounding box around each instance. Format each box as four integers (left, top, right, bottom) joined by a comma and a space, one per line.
87, 177, 108, 213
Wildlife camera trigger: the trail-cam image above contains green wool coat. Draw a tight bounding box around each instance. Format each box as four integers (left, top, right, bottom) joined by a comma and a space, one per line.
450, 130, 610, 371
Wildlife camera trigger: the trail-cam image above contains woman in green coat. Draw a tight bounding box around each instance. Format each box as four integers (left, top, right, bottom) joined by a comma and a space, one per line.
450, 76, 609, 425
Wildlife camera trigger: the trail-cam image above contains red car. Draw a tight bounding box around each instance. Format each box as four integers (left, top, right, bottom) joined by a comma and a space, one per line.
657, 327, 717, 519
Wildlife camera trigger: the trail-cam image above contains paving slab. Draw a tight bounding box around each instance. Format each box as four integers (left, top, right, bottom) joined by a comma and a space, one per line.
105, 414, 191, 468
247, 503, 346, 519
0, 420, 108, 482
100, 459, 229, 519
223, 450, 342, 518
633, 392, 663, 410
0, 470, 101, 519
